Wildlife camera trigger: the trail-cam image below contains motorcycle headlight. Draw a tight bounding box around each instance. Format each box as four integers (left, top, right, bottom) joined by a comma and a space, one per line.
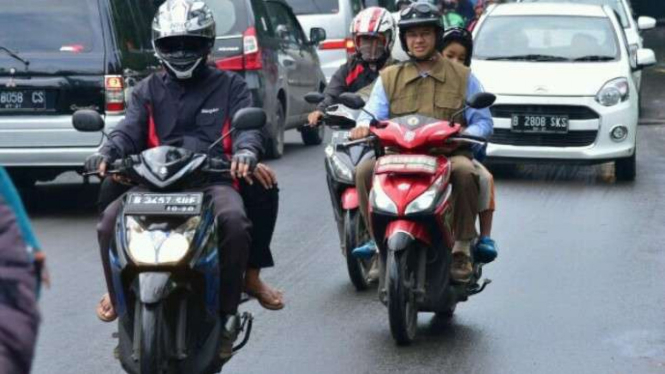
330, 154, 354, 184
405, 176, 446, 215
126, 216, 200, 265
370, 179, 398, 215
596, 78, 629, 107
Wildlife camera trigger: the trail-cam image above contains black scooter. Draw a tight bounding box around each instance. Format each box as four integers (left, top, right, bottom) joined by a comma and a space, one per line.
305, 92, 376, 290
73, 108, 264, 373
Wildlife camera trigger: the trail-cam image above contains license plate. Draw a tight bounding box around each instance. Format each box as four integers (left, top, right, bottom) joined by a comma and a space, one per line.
124, 193, 204, 215
511, 114, 569, 134
376, 155, 438, 175
0, 90, 47, 111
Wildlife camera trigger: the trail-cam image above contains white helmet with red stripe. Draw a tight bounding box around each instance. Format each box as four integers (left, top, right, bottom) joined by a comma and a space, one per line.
350, 7, 396, 63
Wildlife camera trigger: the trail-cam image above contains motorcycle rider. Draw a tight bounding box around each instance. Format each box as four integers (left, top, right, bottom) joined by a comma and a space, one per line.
86, 0, 266, 357
350, 1, 493, 283
441, 27, 497, 262
307, 7, 397, 126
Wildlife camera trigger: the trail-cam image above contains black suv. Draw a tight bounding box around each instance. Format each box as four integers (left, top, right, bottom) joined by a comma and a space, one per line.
0, 0, 161, 186
210, 0, 328, 158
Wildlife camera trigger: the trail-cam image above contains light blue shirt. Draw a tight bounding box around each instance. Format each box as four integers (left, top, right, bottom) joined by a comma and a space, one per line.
357, 72, 494, 139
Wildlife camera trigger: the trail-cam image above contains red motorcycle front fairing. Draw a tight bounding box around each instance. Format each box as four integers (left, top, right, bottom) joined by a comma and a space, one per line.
340, 187, 359, 210
371, 115, 462, 154
384, 219, 432, 246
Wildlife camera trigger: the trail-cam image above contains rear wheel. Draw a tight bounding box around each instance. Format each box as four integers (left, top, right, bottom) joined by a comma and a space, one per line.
343, 209, 373, 291
387, 250, 418, 345
301, 122, 325, 146
267, 104, 285, 159
615, 150, 636, 182
139, 304, 162, 374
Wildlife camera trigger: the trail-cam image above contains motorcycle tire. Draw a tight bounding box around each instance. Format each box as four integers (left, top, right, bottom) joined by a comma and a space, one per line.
344, 209, 373, 291
140, 303, 162, 374
387, 250, 418, 345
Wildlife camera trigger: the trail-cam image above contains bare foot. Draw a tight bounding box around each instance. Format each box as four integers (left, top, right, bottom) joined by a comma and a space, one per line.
245, 269, 284, 310
96, 293, 117, 322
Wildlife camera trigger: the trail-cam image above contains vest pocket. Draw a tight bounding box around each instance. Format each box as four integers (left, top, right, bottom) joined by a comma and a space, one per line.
435, 93, 464, 110
390, 94, 419, 116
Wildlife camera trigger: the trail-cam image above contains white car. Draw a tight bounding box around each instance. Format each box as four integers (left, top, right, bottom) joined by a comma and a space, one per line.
471, 3, 656, 180
516, 0, 657, 96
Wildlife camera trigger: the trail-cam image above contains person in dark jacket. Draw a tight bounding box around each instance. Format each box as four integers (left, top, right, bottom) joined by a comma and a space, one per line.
307, 7, 397, 126
0, 167, 44, 374
85, 1, 275, 354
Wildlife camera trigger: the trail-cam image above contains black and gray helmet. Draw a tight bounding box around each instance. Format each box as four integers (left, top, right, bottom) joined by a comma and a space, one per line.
152, 0, 216, 80
398, 2, 445, 58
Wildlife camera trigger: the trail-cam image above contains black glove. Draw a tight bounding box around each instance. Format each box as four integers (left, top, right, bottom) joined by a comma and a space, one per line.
84, 153, 108, 173
232, 150, 258, 172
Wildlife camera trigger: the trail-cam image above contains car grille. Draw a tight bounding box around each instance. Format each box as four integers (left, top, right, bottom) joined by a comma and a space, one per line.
490, 105, 600, 120
490, 129, 598, 147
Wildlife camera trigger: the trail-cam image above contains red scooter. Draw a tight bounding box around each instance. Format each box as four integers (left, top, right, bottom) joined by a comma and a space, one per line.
338, 92, 496, 345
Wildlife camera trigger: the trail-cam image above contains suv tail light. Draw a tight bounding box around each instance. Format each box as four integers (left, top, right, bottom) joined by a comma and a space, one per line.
215, 27, 263, 71
105, 75, 125, 113
319, 38, 355, 57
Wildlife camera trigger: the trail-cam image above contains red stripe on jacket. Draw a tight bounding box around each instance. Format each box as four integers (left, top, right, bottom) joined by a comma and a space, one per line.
146, 104, 160, 148
345, 64, 365, 86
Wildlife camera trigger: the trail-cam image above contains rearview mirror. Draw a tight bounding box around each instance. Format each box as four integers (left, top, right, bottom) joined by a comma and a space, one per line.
636, 48, 657, 69
338, 93, 366, 110
305, 92, 325, 104
466, 92, 496, 109
72, 109, 104, 132
309, 27, 326, 46
637, 16, 656, 31
232, 108, 266, 131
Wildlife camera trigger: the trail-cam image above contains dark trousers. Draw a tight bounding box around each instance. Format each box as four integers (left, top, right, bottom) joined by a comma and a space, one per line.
97, 183, 254, 315
0, 200, 39, 374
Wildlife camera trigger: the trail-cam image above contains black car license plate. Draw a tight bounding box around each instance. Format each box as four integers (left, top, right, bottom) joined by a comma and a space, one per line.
511, 114, 569, 134
0, 90, 47, 111
125, 193, 204, 215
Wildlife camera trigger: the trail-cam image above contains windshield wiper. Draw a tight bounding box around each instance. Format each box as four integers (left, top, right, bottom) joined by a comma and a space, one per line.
0, 46, 30, 71
484, 54, 570, 62
573, 55, 615, 62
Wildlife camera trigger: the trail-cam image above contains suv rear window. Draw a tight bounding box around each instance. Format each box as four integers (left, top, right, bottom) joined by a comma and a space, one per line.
208, 0, 249, 36
0, 0, 103, 54
285, 0, 340, 15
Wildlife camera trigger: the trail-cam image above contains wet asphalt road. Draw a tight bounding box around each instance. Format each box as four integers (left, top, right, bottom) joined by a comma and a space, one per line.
26, 29, 665, 374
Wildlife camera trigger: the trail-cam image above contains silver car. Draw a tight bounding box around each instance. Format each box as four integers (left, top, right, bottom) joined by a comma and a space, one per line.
286, 0, 365, 82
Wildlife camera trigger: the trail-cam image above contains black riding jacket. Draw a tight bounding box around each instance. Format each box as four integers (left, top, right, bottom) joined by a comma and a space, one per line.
101, 67, 264, 162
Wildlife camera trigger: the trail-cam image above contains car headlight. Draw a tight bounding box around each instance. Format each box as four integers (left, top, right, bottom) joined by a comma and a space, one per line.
126, 216, 200, 265
405, 176, 446, 215
596, 78, 629, 107
330, 154, 354, 184
370, 178, 398, 214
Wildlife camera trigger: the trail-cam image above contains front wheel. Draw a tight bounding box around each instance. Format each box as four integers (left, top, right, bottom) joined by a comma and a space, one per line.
387, 250, 418, 345
139, 303, 162, 374
343, 209, 373, 291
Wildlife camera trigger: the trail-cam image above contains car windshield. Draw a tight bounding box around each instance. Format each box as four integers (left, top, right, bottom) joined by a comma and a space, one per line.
207, 0, 248, 36
0, 0, 102, 54
518, 0, 629, 28
474, 16, 620, 62
284, 0, 340, 15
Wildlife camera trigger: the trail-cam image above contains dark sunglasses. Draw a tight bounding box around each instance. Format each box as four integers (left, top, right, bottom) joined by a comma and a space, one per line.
400, 2, 437, 19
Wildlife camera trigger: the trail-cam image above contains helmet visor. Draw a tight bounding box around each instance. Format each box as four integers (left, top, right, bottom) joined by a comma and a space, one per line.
154, 36, 212, 63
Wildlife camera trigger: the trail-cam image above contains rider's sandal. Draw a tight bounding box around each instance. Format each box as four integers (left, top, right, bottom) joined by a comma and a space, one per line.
245, 288, 285, 311
96, 293, 118, 322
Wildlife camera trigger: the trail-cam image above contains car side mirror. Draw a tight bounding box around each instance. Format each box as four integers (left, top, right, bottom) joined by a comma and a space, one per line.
466, 92, 496, 109
309, 27, 326, 46
338, 93, 366, 110
305, 91, 325, 104
72, 109, 105, 132
232, 108, 266, 131
637, 16, 656, 31
636, 48, 657, 69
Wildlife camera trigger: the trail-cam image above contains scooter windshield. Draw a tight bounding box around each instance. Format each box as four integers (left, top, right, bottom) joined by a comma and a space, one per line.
141, 146, 195, 181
